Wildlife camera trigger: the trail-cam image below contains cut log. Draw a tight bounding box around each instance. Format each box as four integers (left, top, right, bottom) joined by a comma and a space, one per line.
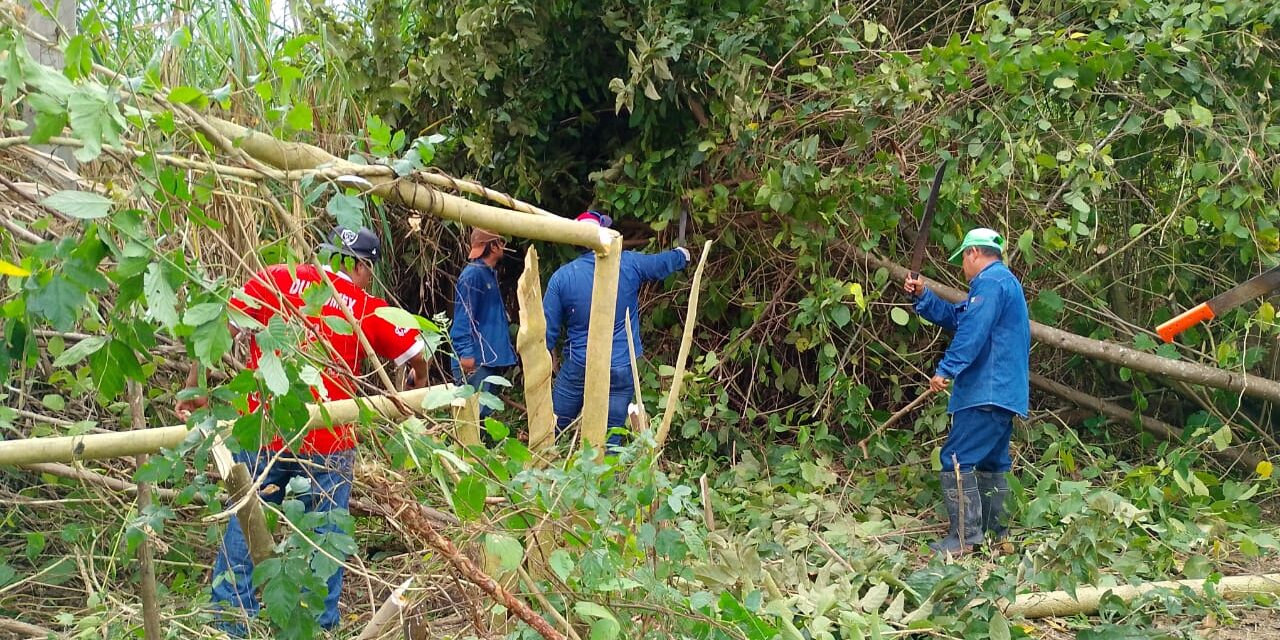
0, 384, 456, 466
852, 249, 1280, 405
990, 573, 1280, 618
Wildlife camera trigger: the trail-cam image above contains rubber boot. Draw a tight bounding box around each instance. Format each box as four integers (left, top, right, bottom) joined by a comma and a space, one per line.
930, 469, 983, 555
977, 471, 1010, 540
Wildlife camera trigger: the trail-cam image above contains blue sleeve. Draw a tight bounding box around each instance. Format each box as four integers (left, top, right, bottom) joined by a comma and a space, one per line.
543, 274, 563, 353
631, 249, 688, 282
912, 288, 960, 332
934, 278, 1001, 379
450, 268, 479, 359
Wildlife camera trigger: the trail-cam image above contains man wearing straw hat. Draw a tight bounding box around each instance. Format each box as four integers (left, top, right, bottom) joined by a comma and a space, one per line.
450, 227, 517, 418
543, 210, 690, 447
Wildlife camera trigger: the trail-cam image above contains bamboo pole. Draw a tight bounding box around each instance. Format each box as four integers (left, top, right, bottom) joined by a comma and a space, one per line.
991, 573, 1280, 618
656, 240, 713, 448
355, 578, 413, 640
452, 396, 482, 446
203, 118, 613, 252
853, 248, 1280, 406
581, 235, 624, 451
127, 382, 161, 640
0, 384, 454, 466
516, 248, 556, 455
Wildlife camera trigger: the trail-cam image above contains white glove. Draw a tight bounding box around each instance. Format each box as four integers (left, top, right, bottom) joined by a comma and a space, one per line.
675, 246, 691, 262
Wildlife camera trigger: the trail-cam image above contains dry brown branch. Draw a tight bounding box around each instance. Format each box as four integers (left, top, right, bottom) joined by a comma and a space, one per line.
362, 473, 565, 640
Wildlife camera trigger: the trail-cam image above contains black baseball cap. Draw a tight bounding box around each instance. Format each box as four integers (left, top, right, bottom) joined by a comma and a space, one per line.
319, 226, 381, 262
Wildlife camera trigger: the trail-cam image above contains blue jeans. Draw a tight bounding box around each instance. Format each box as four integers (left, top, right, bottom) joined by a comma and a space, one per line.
211, 448, 355, 630
940, 405, 1014, 472
552, 358, 633, 446
453, 364, 509, 420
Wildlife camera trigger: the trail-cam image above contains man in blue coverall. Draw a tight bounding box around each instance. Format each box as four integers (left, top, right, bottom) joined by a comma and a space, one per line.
904, 228, 1030, 554
544, 210, 690, 446
450, 227, 517, 418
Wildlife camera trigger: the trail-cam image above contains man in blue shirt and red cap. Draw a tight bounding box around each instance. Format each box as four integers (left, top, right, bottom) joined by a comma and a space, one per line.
543, 210, 689, 446
904, 227, 1030, 555
450, 227, 517, 417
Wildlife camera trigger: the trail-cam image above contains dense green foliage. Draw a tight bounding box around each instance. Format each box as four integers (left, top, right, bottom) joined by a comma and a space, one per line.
1, 0, 1279, 638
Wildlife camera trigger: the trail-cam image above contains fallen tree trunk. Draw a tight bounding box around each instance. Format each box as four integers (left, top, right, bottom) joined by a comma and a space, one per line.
1031, 374, 1265, 470
992, 573, 1280, 618
203, 117, 611, 252
853, 249, 1280, 405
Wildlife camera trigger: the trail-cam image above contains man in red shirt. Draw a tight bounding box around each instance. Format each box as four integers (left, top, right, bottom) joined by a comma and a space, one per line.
177, 226, 429, 634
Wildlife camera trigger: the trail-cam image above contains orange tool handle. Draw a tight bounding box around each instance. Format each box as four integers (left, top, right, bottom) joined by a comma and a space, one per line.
1156, 302, 1215, 343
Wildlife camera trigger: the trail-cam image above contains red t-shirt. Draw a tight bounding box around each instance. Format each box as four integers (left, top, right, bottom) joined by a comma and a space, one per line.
229, 264, 424, 454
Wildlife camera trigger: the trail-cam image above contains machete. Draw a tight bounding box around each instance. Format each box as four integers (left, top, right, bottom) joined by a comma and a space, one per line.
678, 197, 690, 246
908, 160, 948, 278
1156, 264, 1280, 342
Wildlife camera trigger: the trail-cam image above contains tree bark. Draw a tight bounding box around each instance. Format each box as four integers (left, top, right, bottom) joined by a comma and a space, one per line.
517, 248, 556, 455
852, 248, 1280, 405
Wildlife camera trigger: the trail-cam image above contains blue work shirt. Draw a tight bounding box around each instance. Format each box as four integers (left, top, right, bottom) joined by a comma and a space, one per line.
912, 261, 1030, 417
449, 260, 517, 368
544, 249, 689, 367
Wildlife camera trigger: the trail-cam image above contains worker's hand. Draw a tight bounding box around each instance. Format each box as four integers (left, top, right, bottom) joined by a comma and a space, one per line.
459, 357, 477, 375
929, 375, 951, 393
175, 395, 208, 421
675, 246, 691, 263
904, 273, 925, 298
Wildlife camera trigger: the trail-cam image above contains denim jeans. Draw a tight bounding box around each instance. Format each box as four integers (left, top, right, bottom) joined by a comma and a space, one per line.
211, 448, 355, 631
940, 405, 1014, 472
552, 358, 634, 447
453, 364, 509, 420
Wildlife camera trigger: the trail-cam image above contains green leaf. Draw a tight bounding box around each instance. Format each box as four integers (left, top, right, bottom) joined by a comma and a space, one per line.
1189, 100, 1213, 127
30, 109, 68, 145
144, 263, 179, 330
62, 35, 92, 80
286, 103, 314, 131
549, 549, 574, 582
452, 474, 487, 520
1210, 425, 1232, 451
166, 85, 209, 108
325, 193, 364, 229
67, 87, 123, 162
1052, 76, 1076, 89
53, 335, 107, 367
483, 533, 524, 573
829, 304, 851, 328
258, 352, 290, 396
41, 394, 65, 411
374, 306, 419, 330
988, 610, 1011, 640
41, 190, 113, 219
890, 307, 910, 326
28, 276, 84, 330
1163, 108, 1183, 129
184, 303, 224, 327
862, 20, 879, 43
589, 619, 621, 640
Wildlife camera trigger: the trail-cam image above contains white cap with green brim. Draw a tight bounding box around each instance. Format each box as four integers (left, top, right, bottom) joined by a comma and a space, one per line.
948, 227, 1005, 265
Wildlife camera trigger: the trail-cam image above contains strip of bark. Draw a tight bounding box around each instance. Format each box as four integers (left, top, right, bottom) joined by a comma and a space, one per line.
852, 248, 1280, 405
362, 474, 564, 640
657, 240, 714, 448
1031, 374, 1264, 470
